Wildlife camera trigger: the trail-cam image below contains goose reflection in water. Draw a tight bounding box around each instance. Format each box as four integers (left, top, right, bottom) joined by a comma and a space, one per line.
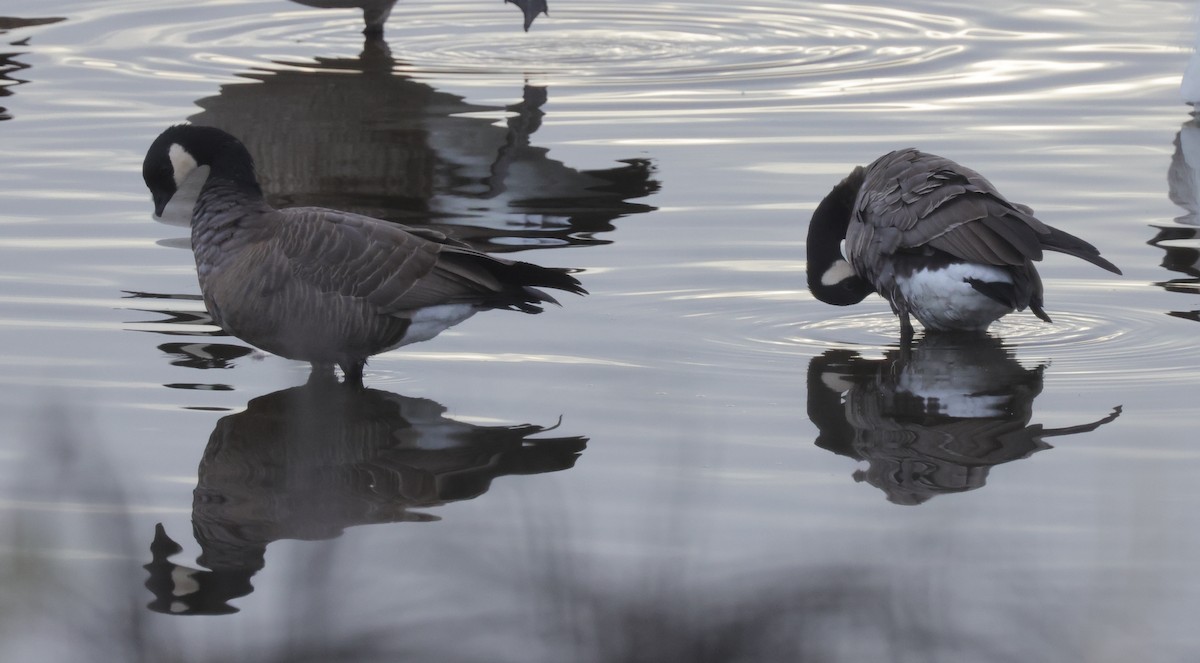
288, 0, 548, 35
1156, 116, 1200, 322
144, 380, 587, 615
184, 37, 657, 253
0, 17, 66, 121
806, 335, 1121, 506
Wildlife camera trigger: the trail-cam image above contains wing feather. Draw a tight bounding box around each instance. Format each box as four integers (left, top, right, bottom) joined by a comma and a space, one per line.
270, 207, 520, 314
854, 149, 1053, 267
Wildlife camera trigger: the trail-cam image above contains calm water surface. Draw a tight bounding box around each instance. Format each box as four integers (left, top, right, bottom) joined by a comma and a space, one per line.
1, 0, 1197, 660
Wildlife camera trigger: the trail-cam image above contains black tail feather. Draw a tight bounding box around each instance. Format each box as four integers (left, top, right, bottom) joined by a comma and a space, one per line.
490, 258, 586, 313
1042, 227, 1122, 275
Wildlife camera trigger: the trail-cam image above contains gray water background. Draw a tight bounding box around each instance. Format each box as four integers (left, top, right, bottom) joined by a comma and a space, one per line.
1, 1, 1198, 660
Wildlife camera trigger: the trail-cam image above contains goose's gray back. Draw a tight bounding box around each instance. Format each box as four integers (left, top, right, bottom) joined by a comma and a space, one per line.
844, 148, 1050, 314
190, 182, 530, 366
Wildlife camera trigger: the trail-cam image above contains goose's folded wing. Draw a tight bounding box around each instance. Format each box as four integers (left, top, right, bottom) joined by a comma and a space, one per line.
855, 148, 1049, 267
271, 208, 509, 313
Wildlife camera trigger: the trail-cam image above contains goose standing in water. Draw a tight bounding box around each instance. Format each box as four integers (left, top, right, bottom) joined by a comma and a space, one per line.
142, 125, 584, 386
806, 148, 1121, 341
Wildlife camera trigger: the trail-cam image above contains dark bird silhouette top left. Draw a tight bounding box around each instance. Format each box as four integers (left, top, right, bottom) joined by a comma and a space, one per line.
142, 124, 584, 386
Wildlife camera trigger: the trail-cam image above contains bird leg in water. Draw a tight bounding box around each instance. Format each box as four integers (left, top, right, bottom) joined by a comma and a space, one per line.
338, 361, 366, 389
899, 312, 915, 347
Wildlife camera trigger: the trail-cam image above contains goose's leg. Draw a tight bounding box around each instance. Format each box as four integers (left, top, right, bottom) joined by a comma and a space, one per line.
898, 311, 915, 346
339, 360, 366, 389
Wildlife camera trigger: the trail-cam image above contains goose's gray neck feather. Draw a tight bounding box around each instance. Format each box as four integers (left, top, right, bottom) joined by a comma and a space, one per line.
191, 178, 272, 273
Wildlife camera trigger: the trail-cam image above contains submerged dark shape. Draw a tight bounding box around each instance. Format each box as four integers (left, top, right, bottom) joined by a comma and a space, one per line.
287, 0, 548, 34
144, 381, 586, 615
806, 149, 1121, 342
142, 124, 585, 386
806, 334, 1121, 505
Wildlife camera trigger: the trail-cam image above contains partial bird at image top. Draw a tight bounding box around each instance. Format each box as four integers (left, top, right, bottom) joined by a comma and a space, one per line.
288, 0, 549, 34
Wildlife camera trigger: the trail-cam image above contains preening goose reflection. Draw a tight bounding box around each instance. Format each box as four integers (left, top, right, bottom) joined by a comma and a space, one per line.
806, 335, 1122, 505
806, 149, 1122, 341
142, 124, 585, 386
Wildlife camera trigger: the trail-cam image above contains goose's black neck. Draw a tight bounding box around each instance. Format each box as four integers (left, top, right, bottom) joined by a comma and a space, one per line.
806, 165, 873, 306
182, 126, 263, 200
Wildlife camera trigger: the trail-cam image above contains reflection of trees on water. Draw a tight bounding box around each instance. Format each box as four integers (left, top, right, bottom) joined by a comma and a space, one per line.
187, 37, 657, 254
1158, 118, 1200, 321
0, 17, 65, 121
144, 380, 587, 615
806, 335, 1121, 505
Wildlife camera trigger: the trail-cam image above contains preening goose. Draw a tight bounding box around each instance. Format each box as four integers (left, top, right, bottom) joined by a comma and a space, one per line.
806, 148, 1121, 340
142, 124, 584, 386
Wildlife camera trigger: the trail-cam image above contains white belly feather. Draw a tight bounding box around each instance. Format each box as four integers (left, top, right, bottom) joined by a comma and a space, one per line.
385, 304, 479, 351
894, 264, 1014, 331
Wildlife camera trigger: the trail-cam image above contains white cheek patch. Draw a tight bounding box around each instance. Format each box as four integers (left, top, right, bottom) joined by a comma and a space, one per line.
157, 165, 210, 227
820, 259, 858, 287
168, 143, 198, 187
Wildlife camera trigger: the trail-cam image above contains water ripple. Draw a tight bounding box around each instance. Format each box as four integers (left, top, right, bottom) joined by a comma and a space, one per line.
28, 0, 1069, 94
13, 0, 1157, 129
700, 282, 1199, 387
389, 2, 987, 82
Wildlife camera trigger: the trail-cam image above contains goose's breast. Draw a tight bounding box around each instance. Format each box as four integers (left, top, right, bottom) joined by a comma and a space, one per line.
893, 263, 1014, 331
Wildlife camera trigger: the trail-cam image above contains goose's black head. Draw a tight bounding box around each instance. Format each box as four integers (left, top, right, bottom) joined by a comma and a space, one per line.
142, 124, 259, 217
806, 165, 874, 306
